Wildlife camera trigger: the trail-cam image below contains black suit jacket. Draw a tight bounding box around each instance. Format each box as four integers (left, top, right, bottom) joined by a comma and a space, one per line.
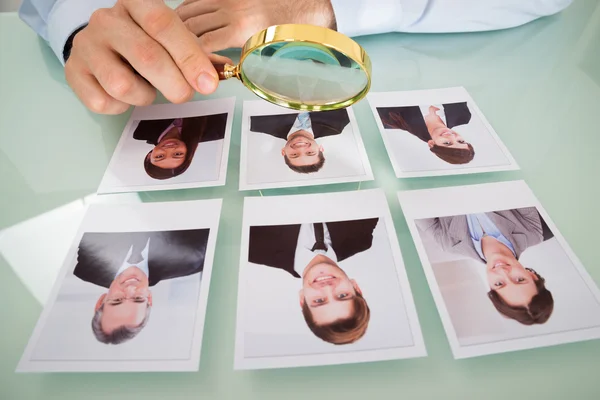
248, 218, 379, 278
249, 109, 350, 141
73, 229, 209, 288
133, 113, 228, 145
377, 102, 471, 143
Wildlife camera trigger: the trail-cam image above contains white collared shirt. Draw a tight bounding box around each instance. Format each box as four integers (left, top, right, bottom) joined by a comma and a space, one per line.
114, 238, 150, 279
287, 112, 315, 139
293, 223, 338, 277
419, 104, 447, 125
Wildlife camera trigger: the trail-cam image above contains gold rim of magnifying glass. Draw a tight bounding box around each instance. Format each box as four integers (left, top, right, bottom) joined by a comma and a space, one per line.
224, 24, 372, 111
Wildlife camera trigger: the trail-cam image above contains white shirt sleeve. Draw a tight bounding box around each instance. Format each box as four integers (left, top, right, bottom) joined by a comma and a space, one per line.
19, 0, 117, 65
330, 0, 573, 37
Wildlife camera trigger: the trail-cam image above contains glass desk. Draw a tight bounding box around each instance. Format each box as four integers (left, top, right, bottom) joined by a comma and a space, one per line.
1, 1, 599, 398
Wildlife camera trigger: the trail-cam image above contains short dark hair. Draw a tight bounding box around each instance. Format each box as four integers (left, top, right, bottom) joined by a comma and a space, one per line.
91, 304, 151, 344
284, 151, 325, 174
430, 143, 475, 164
488, 269, 554, 325
301, 292, 370, 344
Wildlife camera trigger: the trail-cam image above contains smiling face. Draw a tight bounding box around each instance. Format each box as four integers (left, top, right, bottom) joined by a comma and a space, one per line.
282, 130, 324, 168
150, 137, 187, 169
486, 254, 539, 308
148, 126, 187, 169
299, 261, 360, 325
428, 127, 470, 149
95, 267, 153, 334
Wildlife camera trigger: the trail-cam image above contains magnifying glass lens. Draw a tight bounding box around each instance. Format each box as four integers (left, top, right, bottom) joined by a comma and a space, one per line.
240, 42, 369, 107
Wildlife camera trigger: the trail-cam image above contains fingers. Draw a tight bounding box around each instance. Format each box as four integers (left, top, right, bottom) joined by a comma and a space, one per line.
199, 26, 239, 54
123, 0, 219, 95
181, 12, 226, 37
84, 47, 157, 107
104, 11, 195, 104
65, 57, 130, 115
176, 0, 218, 22
207, 53, 234, 65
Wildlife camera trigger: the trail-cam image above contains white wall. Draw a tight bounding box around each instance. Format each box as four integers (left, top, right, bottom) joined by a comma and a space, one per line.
421, 232, 600, 346
245, 123, 367, 185
383, 103, 511, 173
31, 271, 202, 361
242, 220, 415, 358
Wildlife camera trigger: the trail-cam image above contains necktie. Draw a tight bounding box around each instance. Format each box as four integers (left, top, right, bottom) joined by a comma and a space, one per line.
311, 223, 328, 252
295, 112, 312, 132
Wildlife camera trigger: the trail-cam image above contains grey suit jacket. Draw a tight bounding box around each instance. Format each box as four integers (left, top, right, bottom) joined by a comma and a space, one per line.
415, 207, 548, 263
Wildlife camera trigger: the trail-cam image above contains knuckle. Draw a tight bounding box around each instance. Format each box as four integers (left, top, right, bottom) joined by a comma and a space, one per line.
89, 7, 112, 27
183, 18, 197, 34
132, 40, 162, 66
235, 14, 252, 33
200, 30, 216, 50
87, 95, 110, 114
71, 30, 88, 50
105, 72, 135, 98
142, 8, 175, 38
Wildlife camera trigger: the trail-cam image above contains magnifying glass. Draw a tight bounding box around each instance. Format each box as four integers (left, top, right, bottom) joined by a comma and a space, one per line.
215, 24, 372, 111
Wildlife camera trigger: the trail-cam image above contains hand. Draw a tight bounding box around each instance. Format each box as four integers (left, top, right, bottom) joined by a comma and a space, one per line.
65, 0, 229, 115
176, 0, 337, 53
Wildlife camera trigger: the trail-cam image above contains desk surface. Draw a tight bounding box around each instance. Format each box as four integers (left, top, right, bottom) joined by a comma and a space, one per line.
1, 2, 600, 399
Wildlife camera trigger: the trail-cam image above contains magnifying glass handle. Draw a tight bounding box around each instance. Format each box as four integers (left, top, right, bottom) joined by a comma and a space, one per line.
214, 64, 240, 81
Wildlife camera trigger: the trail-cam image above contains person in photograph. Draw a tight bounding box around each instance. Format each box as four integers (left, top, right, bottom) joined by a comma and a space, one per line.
249, 218, 378, 344
249, 109, 350, 174
133, 113, 227, 180
377, 103, 476, 165
416, 208, 555, 325
73, 229, 209, 344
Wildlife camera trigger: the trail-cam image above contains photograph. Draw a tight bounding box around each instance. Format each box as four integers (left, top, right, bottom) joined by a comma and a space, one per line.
235, 189, 426, 370
239, 101, 374, 190
398, 181, 600, 358
368, 87, 519, 178
17, 199, 222, 372
98, 97, 235, 194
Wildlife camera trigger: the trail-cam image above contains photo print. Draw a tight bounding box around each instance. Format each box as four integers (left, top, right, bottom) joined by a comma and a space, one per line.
98, 97, 235, 193
239, 100, 374, 190
399, 181, 600, 358
368, 87, 518, 178
17, 199, 222, 372
235, 189, 425, 369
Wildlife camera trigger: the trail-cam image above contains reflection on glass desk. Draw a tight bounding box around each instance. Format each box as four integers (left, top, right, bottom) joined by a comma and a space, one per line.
1, 2, 600, 399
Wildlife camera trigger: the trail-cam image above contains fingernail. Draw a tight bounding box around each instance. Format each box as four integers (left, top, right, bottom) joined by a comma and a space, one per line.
197, 72, 218, 94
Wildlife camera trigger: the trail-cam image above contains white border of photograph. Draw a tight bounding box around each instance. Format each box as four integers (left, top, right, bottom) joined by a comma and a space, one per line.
17, 199, 222, 372
234, 189, 426, 369
239, 101, 374, 191
398, 180, 600, 358
98, 97, 235, 194
368, 87, 519, 178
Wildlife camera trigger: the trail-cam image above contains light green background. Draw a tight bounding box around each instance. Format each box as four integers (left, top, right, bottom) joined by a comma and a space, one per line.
1, 1, 599, 398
